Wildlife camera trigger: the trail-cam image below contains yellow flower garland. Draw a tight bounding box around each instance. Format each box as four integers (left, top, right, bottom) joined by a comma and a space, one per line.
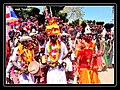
17, 43, 34, 63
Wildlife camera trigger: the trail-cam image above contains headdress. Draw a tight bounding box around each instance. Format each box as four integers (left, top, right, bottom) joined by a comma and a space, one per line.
45, 17, 60, 36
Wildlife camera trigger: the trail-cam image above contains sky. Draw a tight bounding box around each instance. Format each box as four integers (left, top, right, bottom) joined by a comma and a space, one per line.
81, 6, 113, 23
28, 6, 114, 24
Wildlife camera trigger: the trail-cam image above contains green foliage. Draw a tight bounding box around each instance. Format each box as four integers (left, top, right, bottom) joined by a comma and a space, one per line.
60, 6, 84, 22
46, 6, 64, 17
12, 6, 40, 20
58, 12, 68, 23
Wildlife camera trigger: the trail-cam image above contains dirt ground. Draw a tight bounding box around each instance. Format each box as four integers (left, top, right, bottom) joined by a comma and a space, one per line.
98, 68, 115, 84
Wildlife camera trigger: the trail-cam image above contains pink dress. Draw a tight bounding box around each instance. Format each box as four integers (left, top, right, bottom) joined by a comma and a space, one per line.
96, 42, 103, 70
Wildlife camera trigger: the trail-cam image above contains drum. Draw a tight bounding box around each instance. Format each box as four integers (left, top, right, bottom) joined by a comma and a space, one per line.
28, 61, 41, 76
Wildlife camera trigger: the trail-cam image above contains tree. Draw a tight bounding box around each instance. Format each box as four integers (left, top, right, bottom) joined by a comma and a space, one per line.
60, 6, 84, 22
29, 7, 40, 16
46, 6, 65, 17
58, 12, 68, 23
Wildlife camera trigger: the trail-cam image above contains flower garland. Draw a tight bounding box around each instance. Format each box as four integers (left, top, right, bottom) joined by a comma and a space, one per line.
22, 49, 34, 63
48, 40, 61, 62
17, 43, 34, 63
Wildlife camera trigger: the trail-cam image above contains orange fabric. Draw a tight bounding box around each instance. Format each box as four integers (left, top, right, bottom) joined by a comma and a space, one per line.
78, 68, 101, 84
86, 41, 95, 50
85, 41, 98, 69
18, 43, 23, 55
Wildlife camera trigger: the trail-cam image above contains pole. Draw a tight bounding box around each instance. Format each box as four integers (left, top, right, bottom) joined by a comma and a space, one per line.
50, 6, 52, 17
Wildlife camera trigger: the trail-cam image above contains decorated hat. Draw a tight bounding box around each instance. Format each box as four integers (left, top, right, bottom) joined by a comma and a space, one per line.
20, 35, 32, 42
45, 18, 60, 36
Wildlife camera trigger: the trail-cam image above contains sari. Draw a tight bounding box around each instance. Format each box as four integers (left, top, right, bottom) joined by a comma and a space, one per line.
77, 41, 100, 84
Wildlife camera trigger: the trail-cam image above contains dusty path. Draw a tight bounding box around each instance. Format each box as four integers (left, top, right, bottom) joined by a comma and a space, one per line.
98, 68, 114, 84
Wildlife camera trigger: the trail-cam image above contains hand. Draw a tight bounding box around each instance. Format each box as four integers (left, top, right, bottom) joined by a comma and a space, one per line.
92, 54, 96, 58
19, 67, 25, 73
68, 50, 72, 54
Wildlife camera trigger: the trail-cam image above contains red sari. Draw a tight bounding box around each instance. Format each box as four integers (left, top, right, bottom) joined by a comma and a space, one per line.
77, 41, 100, 84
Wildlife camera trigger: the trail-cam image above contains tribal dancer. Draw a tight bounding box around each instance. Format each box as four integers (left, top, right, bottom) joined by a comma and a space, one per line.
45, 18, 68, 84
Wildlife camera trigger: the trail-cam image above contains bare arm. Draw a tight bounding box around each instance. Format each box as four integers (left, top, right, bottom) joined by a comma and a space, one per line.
11, 61, 21, 69
62, 53, 68, 60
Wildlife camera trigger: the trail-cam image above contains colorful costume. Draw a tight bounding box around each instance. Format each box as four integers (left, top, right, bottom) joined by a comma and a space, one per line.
6, 37, 35, 84
45, 40, 68, 84
77, 39, 100, 84
45, 18, 67, 84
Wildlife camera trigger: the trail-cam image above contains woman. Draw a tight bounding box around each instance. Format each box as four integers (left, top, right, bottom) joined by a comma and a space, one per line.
95, 35, 106, 72
77, 33, 100, 84
104, 33, 113, 68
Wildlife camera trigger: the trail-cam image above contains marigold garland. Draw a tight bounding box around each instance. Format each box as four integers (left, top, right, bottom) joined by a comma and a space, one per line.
47, 40, 61, 62
17, 43, 34, 63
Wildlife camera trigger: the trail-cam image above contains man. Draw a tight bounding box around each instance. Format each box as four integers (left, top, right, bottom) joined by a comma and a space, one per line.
6, 36, 35, 84
45, 18, 69, 84
61, 34, 74, 83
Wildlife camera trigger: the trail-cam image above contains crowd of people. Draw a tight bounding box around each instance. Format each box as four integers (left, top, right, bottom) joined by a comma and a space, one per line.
5, 12, 114, 84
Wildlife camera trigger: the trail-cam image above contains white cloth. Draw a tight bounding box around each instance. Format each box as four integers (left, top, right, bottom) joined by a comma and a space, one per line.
47, 67, 67, 84
45, 41, 68, 84
101, 28, 107, 38
64, 58, 72, 71
45, 41, 68, 64
18, 73, 34, 84
84, 25, 91, 34
6, 47, 19, 78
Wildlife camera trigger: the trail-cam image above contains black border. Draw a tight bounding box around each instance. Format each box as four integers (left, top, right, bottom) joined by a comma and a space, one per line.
3, 3, 117, 87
